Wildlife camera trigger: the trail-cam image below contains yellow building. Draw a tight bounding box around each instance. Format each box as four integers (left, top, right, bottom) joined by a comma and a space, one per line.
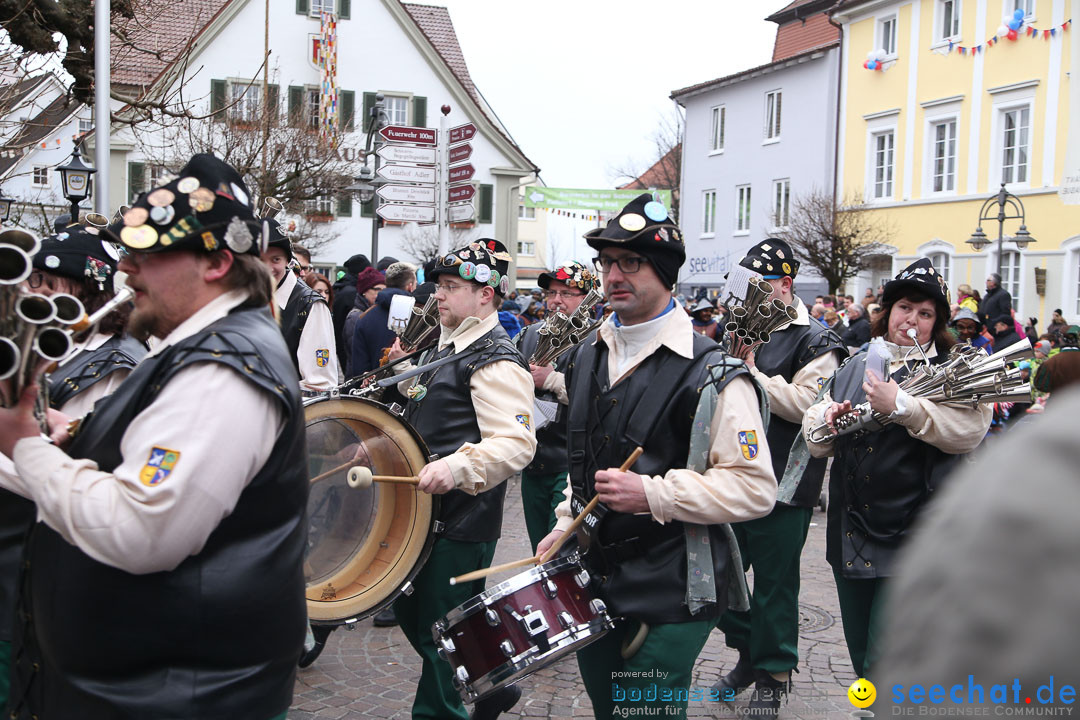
515, 185, 551, 289
834, 0, 1079, 325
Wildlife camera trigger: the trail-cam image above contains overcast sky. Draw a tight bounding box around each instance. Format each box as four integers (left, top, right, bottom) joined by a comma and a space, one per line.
420, 0, 782, 190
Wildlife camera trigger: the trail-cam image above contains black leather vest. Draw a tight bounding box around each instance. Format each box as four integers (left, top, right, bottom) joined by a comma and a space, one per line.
47, 334, 147, 409
404, 322, 528, 543
0, 490, 33, 644
566, 330, 752, 624
756, 320, 846, 507
826, 352, 963, 580
516, 323, 568, 474
10, 306, 308, 720
281, 276, 329, 370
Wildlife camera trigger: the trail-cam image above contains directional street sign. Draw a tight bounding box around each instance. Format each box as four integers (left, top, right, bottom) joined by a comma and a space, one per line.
448, 144, 472, 164
378, 163, 437, 184
447, 164, 475, 184
447, 184, 476, 203
448, 203, 475, 223
377, 184, 437, 204
449, 122, 476, 145
379, 125, 437, 145
377, 145, 437, 164
377, 203, 436, 223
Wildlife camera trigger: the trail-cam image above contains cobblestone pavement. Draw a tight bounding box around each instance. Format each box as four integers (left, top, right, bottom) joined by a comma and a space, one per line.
291, 476, 857, 719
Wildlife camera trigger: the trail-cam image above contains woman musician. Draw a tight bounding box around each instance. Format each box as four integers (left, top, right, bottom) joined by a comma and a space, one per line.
801, 258, 991, 678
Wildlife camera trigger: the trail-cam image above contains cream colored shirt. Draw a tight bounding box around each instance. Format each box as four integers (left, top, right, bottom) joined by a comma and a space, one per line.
552, 308, 776, 530
3, 290, 285, 575
748, 297, 842, 424
403, 312, 537, 493
274, 270, 341, 392
803, 340, 993, 457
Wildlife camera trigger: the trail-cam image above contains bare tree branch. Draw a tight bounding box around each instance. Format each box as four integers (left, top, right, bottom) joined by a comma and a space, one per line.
608, 107, 683, 221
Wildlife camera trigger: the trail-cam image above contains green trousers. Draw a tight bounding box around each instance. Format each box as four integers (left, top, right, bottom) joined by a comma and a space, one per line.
716, 504, 813, 674
832, 571, 888, 679
521, 470, 568, 553
394, 537, 497, 720
577, 618, 714, 720
0, 639, 9, 713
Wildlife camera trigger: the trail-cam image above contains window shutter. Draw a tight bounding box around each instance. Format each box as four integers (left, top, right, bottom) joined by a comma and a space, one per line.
337, 192, 352, 217
775, 92, 782, 136
296, 0, 309, 14
339, 0, 351, 19
412, 96, 427, 127
340, 90, 355, 131
288, 85, 304, 127
128, 162, 146, 203
267, 84, 280, 125
360, 197, 375, 218
362, 92, 376, 132
210, 79, 226, 122
479, 183, 493, 224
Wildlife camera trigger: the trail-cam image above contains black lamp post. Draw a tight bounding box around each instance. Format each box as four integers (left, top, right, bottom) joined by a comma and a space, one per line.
362, 93, 388, 260
56, 140, 97, 224
0, 187, 13, 224
965, 183, 1036, 278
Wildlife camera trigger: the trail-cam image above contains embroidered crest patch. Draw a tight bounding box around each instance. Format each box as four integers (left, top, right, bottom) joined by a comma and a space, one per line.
738, 430, 759, 461
315, 349, 329, 367
139, 447, 180, 487
515, 413, 532, 430
817, 376, 827, 390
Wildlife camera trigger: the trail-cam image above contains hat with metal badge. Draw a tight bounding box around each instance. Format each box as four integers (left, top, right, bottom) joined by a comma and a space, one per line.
584, 192, 684, 288
738, 238, 800, 279
32, 224, 123, 291
538, 261, 598, 293
429, 238, 513, 296
105, 153, 263, 257
883, 257, 951, 318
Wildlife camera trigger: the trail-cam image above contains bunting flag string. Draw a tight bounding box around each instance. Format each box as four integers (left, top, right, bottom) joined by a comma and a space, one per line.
936, 17, 1069, 57
543, 207, 603, 222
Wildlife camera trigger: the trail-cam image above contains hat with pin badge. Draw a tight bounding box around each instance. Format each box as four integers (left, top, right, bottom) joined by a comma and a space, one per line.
538, 261, 598, 293
584, 192, 684, 289
429, 238, 514, 296
883, 257, 951, 318
32, 224, 123, 292
738, 238, 800, 280
104, 154, 263, 257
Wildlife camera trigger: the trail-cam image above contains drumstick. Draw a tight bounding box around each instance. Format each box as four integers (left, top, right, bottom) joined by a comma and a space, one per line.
448, 446, 644, 585
346, 466, 420, 489
309, 459, 354, 484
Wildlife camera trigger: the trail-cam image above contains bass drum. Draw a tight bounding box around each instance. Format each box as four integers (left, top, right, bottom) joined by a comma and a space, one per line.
303, 395, 437, 625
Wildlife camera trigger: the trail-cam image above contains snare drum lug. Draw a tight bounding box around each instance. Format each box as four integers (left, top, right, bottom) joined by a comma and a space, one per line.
433, 619, 447, 633
401, 581, 415, 597
558, 611, 576, 630
543, 579, 558, 598
428, 453, 441, 462
589, 598, 608, 616
433, 520, 445, 534
499, 639, 516, 658
455, 665, 471, 686
344, 618, 358, 630
436, 635, 457, 660
485, 609, 500, 627
574, 569, 591, 588
330, 386, 340, 399
388, 402, 404, 416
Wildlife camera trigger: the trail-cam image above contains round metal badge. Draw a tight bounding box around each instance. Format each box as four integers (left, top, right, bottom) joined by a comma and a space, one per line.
44, 255, 60, 268
189, 188, 215, 212
101, 240, 121, 262
499, 275, 510, 295
619, 213, 646, 232
120, 224, 159, 250
150, 205, 176, 226
230, 182, 249, 206
488, 269, 501, 287
177, 177, 200, 194
474, 264, 492, 283
643, 201, 668, 222
123, 207, 149, 227
459, 261, 477, 280
146, 188, 175, 208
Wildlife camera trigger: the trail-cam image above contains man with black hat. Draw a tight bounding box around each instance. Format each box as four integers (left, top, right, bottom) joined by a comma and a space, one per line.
264, 222, 340, 392
0, 223, 146, 710
388, 238, 536, 720
332, 253, 370, 358
712, 239, 846, 717
516, 260, 599, 551
690, 297, 720, 339
536, 193, 776, 720
0, 154, 307, 720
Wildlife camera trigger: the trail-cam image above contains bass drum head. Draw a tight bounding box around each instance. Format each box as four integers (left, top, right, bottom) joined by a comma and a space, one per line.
304, 396, 435, 624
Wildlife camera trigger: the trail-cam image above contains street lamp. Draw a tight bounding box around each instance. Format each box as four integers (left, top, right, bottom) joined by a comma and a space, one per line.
965, 183, 1036, 277
346, 165, 377, 205
0, 187, 13, 224
56, 140, 97, 223
362, 93, 388, 260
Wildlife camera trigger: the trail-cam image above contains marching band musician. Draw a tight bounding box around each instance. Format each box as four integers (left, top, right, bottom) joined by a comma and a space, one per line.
0, 224, 145, 710
263, 220, 341, 392
0, 155, 308, 719
714, 239, 846, 717
516, 261, 599, 551
387, 238, 536, 720
801, 258, 991, 678
536, 194, 777, 720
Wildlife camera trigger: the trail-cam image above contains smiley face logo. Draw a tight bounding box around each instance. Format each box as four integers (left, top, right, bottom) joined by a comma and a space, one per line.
848, 678, 876, 709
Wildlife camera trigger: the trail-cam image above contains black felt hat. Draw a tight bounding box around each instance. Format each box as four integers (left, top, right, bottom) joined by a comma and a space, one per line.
32, 224, 122, 291
538, 261, 599, 293
738, 238, 800, 279
584, 193, 684, 288
265, 219, 293, 260
883, 258, 951, 317
429, 238, 513, 296
105, 154, 263, 256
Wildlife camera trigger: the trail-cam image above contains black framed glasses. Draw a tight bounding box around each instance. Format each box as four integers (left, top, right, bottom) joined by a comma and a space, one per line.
544, 290, 585, 299
594, 255, 648, 274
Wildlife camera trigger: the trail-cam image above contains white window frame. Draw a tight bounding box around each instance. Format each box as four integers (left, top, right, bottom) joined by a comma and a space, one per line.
518, 205, 536, 220
1060, 236, 1080, 319
734, 185, 752, 235
771, 178, 791, 231
227, 79, 260, 123
1006, 0, 1036, 22
878, 14, 898, 59
310, 0, 335, 16
763, 90, 782, 143
867, 129, 896, 201
78, 117, 93, 134
987, 247, 1024, 314
997, 104, 1032, 187
517, 240, 535, 256
305, 87, 320, 130
710, 105, 725, 154
702, 190, 717, 237
933, 0, 962, 45
925, 115, 958, 195
383, 94, 410, 127
305, 195, 335, 216
926, 252, 953, 287
32, 165, 49, 187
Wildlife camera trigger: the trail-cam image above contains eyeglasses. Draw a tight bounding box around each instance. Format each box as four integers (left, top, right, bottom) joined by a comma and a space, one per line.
27, 270, 44, 289
544, 290, 585, 299
435, 282, 478, 294
299, 265, 312, 272
594, 255, 648, 274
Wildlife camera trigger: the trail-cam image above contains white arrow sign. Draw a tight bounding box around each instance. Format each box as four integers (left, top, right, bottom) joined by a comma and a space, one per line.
448, 203, 475, 222
377, 203, 436, 223
377, 145, 437, 164
378, 163, 437, 184
377, 184, 437, 203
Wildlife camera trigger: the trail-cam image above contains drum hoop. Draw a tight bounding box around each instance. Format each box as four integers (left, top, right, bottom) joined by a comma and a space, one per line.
439, 552, 582, 628
304, 395, 439, 624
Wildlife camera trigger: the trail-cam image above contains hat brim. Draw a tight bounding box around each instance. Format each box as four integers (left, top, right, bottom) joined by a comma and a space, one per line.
882, 278, 950, 319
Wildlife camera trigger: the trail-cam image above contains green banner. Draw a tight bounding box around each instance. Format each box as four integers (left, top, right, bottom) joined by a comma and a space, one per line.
522, 187, 673, 212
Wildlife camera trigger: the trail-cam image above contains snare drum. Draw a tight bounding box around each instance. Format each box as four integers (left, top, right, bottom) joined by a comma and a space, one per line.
304, 395, 437, 626
432, 553, 615, 702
